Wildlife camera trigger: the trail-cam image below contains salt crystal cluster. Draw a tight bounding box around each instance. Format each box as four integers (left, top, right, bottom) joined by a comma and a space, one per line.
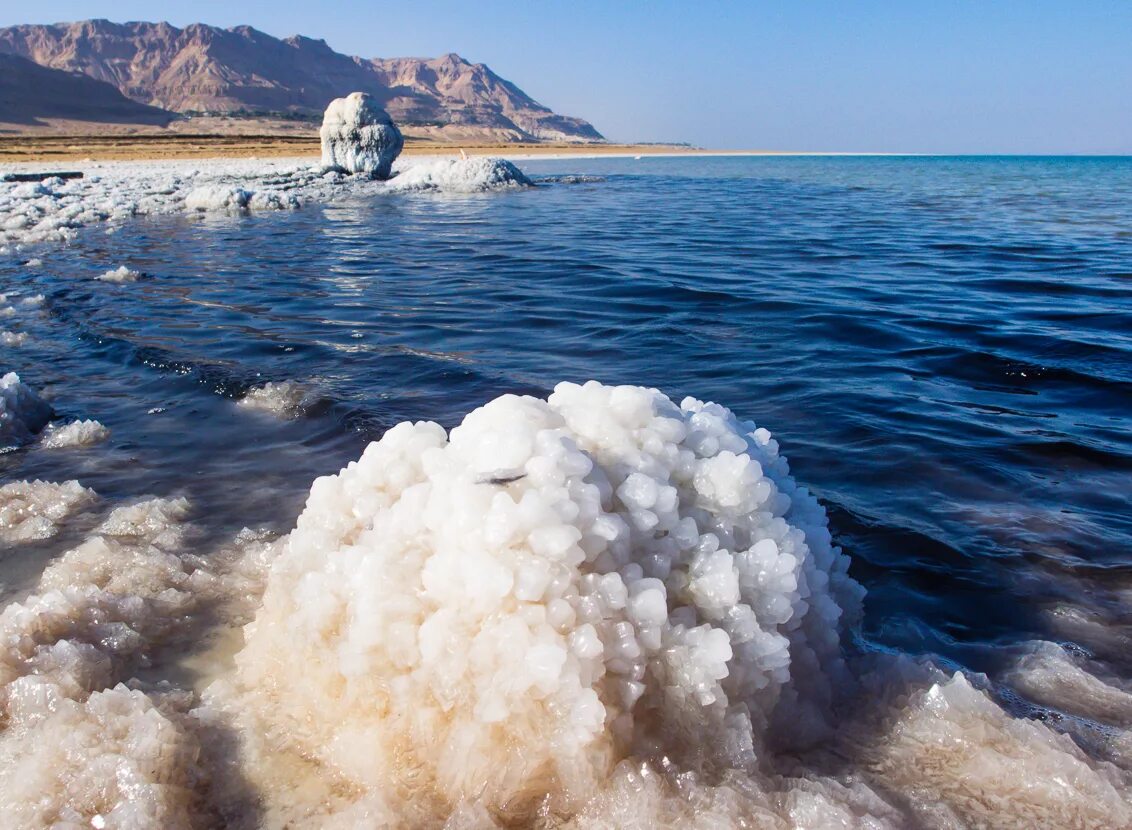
0, 494, 278, 827
865, 672, 1132, 827
41, 419, 111, 449
388, 157, 533, 193
0, 372, 53, 448
233, 381, 864, 818
319, 92, 405, 179
0, 480, 96, 544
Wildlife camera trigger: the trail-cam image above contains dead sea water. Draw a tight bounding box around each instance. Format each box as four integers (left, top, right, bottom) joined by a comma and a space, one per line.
1, 155, 1131, 827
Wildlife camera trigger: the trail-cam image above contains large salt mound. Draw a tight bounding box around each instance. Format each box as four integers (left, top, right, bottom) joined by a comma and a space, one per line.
231, 381, 864, 820
387, 157, 534, 194
0, 372, 53, 448
320, 92, 404, 179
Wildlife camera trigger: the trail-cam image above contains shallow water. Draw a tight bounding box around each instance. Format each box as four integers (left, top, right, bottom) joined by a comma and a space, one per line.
2, 155, 1132, 825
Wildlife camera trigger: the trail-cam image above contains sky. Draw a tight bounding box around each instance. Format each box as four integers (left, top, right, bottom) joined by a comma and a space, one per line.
2, 1, 1130, 153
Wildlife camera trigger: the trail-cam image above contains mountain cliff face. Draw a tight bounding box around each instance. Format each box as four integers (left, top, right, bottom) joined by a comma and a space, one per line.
0, 20, 603, 142
0, 52, 173, 126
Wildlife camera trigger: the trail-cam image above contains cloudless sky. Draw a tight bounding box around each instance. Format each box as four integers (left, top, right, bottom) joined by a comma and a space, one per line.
2, 1, 1130, 152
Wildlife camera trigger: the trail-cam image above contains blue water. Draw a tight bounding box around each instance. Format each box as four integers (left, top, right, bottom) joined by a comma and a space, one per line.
3, 155, 1131, 696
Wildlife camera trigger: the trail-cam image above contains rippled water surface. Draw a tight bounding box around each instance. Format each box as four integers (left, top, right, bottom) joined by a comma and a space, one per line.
4, 154, 1131, 693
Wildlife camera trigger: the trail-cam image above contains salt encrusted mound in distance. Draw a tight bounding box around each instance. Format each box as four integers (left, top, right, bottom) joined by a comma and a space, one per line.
319, 92, 405, 179
231, 380, 865, 819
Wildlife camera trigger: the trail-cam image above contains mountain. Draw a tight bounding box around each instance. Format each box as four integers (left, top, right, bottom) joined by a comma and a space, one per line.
0, 20, 603, 142
0, 52, 173, 126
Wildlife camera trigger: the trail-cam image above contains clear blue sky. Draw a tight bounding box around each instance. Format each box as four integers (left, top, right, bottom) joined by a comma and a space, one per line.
4, 1, 1130, 152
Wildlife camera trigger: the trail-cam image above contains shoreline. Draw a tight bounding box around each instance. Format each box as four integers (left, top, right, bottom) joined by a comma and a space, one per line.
0, 132, 917, 165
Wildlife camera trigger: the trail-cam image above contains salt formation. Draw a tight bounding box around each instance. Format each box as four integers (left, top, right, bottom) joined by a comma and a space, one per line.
864, 671, 1132, 827
0, 383, 1129, 825
231, 381, 864, 821
0, 372, 53, 447
41, 419, 111, 449
0, 154, 538, 251
96, 265, 140, 283
388, 156, 534, 193
0, 480, 96, 544
320, 92, 405, 179
237, 380, 315, 418
184, 185, 300, 212
0, 492, 280, 828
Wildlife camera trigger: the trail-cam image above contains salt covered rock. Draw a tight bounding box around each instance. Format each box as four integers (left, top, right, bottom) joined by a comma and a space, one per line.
319, 92, 404, 179
231, 381, 865, 820
0, 372, 53, 447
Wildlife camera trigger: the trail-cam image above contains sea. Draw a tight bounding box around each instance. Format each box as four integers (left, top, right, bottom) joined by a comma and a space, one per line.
2, 154, 1131, 826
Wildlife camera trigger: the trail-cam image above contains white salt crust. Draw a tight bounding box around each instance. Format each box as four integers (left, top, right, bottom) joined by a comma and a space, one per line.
0, 372, 53, 448
0, 383, 1130, 827
40, 419, 111, 449
0, 157, 533, 252
0, 494, 278, 827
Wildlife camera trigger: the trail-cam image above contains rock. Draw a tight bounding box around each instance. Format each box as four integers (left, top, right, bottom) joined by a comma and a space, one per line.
319, 92, 404, 179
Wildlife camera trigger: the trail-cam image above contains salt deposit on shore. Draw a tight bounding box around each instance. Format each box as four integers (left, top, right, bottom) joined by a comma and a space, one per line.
0, 156, 534, 252
0, 382, 1129, 827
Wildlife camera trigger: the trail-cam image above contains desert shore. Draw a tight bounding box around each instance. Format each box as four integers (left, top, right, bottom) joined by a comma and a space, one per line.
0, 132, 775, 164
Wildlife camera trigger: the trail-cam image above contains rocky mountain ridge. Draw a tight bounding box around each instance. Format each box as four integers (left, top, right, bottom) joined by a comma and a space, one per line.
0, 19, 603, 142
